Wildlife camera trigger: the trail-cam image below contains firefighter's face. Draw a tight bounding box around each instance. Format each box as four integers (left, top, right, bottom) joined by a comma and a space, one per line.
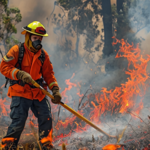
31, 35, 43, 42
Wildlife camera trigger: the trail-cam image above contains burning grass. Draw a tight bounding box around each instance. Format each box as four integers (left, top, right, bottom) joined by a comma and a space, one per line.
0, 37, 150, 149
51, 37, 150, 143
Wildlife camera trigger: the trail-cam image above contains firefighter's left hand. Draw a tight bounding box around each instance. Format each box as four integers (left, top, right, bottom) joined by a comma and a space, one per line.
51, 86, 62, 104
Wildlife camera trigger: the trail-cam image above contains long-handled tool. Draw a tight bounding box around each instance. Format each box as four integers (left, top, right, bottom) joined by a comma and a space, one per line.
31, 80, 116, 138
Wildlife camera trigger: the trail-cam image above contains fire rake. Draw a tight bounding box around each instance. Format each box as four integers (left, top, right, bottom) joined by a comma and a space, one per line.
31, 79, 125, 140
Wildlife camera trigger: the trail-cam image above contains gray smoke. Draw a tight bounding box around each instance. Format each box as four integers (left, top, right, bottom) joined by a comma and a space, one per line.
127, 0, 150, 117
128, 0, 150, 35
0, 0, 150, 147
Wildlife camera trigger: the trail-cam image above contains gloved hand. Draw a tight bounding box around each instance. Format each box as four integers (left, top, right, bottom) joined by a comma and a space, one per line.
51, 86, 61, 104
16, 70, 33, 84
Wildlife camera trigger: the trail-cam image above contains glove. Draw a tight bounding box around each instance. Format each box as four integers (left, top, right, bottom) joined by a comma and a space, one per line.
51, 86, 61, 104
16, 70, 32, 84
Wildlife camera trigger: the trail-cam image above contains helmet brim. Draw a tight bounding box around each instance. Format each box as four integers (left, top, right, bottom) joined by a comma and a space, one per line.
21, 27, 48, 37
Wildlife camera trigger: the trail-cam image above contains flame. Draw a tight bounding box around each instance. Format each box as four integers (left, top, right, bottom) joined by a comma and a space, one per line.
1, 84, 5, 88
51, 37, 150, 143
61, 73, 77, 103
29, 120, 35, 126
1, 137, 15, 148
0, 98, 9, 117
0, 37, 150, 147
102, 144, 121, 150
40, 129, 53, 144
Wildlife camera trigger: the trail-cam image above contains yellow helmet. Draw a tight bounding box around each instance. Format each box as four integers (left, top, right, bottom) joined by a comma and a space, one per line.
21, 21, 48, 37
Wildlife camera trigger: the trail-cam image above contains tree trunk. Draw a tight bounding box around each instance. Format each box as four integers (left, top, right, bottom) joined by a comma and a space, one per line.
102, 0, 113, 56
117, 0, 124, 14
117, 0, 124, 39
75, 31, 79, 58
3, 40, 7, 55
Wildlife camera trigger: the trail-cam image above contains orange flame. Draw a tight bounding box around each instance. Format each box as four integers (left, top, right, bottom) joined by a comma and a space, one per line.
52, 37, 150, 143
1, 84, 5, 88
102, 144, 121, 150
0, 98, 9, 116
40, 129, 53, 144
0, 37, 149, 146
1, 137, 15, 148
61, 73, 77, 103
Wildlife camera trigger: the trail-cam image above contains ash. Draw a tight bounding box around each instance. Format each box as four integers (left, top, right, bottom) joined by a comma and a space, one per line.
53, 115, 150, 150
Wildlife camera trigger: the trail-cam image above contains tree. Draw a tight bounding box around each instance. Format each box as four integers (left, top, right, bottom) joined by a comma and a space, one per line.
0, 0, 22, 87
50, 0, 101, 59
101, 0, 113, 56
114, 0, 140, 44
116, 0, 124, 39
0, 0, 22, 55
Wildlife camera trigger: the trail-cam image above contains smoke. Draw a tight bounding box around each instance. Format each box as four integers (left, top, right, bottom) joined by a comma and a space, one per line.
7, 0, 121, 93
0, 0, 149, 147
53, 0, 150, 142
8, 0, 61, 44
128, 0, 150, 76
6, 0, 138, 114
127, 0, 150, 119
128, 0, 150, 55
128, 0, 150, 34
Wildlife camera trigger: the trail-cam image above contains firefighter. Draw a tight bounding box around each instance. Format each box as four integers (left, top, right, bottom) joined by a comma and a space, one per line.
0, 21, 61, 150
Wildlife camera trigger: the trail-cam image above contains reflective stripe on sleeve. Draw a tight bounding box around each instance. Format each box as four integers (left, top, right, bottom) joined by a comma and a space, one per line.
12, 68, 18, 80
3, 55, 14, 62
49, 82, 58, 88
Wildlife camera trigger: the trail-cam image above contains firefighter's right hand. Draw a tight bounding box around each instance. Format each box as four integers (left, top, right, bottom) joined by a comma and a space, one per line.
16, 70, 32, 84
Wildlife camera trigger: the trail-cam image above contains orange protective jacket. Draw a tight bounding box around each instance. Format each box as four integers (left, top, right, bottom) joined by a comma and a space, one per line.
0, 43, 58, 101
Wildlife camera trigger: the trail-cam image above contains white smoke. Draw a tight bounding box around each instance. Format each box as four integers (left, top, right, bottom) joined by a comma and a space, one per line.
128, 0, 150, 39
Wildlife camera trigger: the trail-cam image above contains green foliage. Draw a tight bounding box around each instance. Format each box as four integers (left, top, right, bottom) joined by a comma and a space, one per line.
11, 25, 17, 33
0, 1, 22, 53
10, 7, 20, 13
15, 13, 22, 22
111, 4, 118, 20
0, 0, 8, 10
